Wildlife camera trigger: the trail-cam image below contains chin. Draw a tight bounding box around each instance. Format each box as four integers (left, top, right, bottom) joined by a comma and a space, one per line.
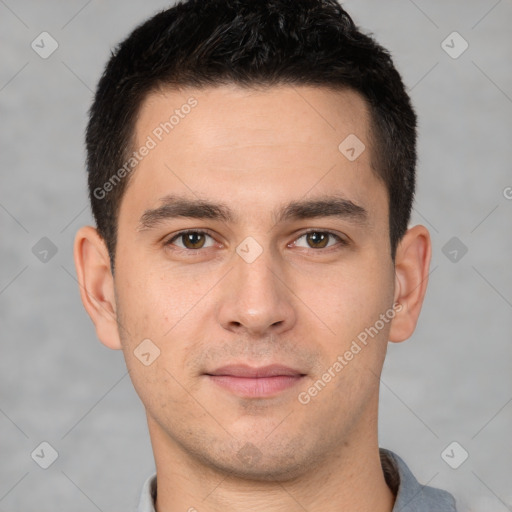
191, 438, 319, 483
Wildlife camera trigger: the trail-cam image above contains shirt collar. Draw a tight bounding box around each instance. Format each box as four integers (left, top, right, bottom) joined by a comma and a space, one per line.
137, 448, 457, 512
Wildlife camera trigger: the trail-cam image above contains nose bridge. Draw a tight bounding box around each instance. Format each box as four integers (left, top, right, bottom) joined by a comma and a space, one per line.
218, 236, 296, 334
235, 237, 282, 305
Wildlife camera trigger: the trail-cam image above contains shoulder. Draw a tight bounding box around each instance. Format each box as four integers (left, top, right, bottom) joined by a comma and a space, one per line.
380, 448, 458, 512
137, 472, 157, 512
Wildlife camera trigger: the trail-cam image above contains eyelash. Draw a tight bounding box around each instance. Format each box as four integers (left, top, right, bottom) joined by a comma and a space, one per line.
164, 229, 348, 253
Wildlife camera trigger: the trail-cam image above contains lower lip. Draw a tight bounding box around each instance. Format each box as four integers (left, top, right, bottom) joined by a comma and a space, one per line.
207, 375, 304, 398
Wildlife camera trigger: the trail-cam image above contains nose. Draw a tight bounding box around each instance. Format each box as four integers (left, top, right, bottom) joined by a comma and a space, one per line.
216, 244, 297, 337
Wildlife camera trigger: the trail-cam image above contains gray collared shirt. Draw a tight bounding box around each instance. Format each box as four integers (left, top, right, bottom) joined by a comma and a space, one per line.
137, 448, 457, 511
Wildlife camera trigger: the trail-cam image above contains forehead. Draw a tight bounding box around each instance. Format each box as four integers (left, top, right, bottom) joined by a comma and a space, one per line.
120, 84, 385, 224
136, 83, 372, 157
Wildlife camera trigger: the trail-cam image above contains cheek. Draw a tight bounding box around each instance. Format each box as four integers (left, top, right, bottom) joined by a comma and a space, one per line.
310, 261, 393, 410
113, 257, 220, 394
304, 256, 394, 343
113, 268, 198, 408
114, 257, 201, 340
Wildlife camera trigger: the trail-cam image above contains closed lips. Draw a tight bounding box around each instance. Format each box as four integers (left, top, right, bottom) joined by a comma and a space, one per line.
205, 364, 305, 378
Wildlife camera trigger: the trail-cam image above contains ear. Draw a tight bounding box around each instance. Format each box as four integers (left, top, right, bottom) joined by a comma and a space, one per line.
73, 226, 122, 350
388, 224, 431, 343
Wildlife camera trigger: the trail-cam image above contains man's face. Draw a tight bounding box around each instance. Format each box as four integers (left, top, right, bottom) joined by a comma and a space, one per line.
114, 85, 396, 479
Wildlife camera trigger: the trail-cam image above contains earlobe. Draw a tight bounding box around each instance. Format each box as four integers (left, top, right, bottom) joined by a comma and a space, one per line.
73, 226, 122, 350
388, 225, 431, 343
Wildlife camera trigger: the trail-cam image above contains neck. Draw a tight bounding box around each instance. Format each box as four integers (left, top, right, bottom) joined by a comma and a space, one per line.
147, 409, 395, 512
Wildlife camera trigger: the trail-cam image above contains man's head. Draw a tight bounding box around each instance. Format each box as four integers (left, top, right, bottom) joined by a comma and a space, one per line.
86, 0, 417, 270
75, 0, 430, 487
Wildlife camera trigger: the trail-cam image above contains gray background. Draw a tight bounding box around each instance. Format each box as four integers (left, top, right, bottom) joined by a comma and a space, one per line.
1, 1, 511, 510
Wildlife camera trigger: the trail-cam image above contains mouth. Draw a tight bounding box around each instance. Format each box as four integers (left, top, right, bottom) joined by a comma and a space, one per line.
204, 364, 306, 398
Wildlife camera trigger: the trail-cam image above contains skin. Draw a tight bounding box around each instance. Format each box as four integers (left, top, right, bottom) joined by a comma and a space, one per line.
74, 84, 431, 512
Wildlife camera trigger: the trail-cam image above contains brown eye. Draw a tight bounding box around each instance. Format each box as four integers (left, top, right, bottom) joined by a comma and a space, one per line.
167, 231, 215, 250
181, 232, 206, 249
293, 231, 344, 250
306, 232, 329, 248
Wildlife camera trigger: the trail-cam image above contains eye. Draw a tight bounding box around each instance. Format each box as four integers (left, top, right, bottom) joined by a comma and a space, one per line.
166, 230, 217, 250
164, 229, 346, 252
292, 230, 346, 250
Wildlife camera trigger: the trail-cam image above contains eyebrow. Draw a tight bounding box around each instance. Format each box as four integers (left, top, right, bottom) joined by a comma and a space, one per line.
137, 193, 369, 231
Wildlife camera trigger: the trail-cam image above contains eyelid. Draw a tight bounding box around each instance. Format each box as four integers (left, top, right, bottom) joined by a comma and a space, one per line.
165, 229, 218, 250
165, 228, 348, 252
291, 229, 348, 249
